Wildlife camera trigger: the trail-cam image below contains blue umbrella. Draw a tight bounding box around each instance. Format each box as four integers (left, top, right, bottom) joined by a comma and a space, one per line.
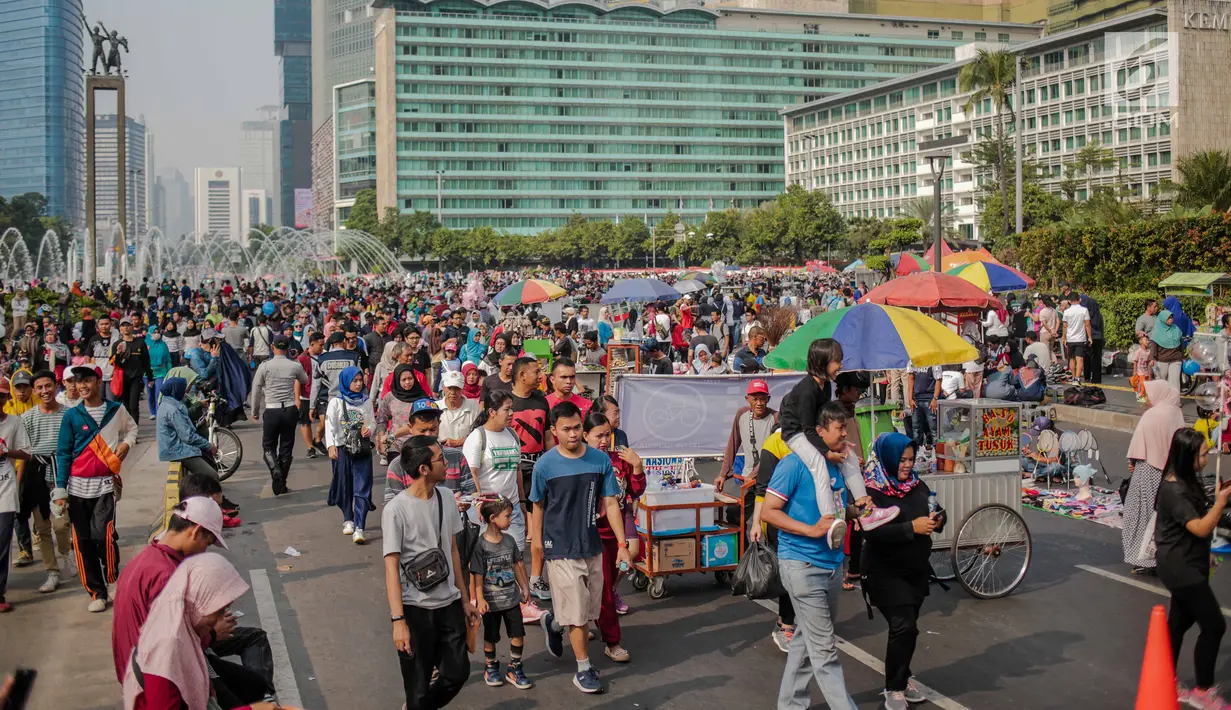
601, 278, 681, 304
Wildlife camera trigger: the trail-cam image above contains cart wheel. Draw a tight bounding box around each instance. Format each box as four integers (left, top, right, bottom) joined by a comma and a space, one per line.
929, 548, 956, 582
714, 570, 732, 587
648, 576, 667, 599
631, 571, 649, 592
954, 504, 1032, 599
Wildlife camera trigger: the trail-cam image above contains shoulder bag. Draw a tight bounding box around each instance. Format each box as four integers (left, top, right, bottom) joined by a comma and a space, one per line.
401, 489, 451, 592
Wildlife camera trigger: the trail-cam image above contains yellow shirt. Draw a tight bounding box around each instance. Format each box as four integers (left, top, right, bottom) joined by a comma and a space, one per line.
1195, 417, 1219, 448
4, 395, 33, 417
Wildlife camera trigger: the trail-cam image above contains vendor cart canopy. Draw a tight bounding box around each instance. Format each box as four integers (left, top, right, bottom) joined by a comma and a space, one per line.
1158, 272, 1231, 297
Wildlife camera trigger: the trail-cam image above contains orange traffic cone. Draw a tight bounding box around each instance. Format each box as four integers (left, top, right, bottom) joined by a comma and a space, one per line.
1136, 604, 1179, 709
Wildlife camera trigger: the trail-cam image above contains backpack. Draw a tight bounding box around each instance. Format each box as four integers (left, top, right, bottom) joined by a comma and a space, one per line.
1062, 385, 1106, 406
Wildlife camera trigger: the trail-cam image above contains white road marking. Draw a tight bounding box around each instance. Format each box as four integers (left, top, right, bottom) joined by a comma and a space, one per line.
753, 598, 973, 710
250, 569, 303, 706
1075, 564, 1231, 618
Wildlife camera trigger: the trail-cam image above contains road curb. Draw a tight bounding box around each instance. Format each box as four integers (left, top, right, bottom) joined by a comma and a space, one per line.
1053, 403, 1141, 433
148, 462, 181, 543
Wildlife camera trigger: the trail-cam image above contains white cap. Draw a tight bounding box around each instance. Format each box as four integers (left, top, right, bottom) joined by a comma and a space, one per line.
441, 370, 464, 389
167, 496, 229, 549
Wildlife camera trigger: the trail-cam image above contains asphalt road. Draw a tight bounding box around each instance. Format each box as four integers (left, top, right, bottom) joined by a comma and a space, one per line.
8, 417, 1231, 710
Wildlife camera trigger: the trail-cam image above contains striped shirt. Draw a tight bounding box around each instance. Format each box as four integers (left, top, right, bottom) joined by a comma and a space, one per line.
66, 404, 115, 499
22, 404, 65, 483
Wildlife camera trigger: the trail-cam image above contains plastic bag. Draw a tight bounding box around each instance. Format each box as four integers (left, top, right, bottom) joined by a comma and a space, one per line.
730, 539, 784, 600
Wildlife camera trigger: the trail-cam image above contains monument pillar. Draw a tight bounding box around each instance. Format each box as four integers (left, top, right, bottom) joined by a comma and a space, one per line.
85, 75, 126, 287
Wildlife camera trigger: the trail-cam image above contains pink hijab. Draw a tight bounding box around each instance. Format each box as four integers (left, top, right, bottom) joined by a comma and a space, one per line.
122, 553, 249, 710
1127, 380, 1186, 471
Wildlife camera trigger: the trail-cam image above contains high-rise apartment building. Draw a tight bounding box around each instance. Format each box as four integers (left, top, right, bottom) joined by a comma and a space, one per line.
275, 0, 313, 227
93, 114, 147, 238
332, 79, 375, 227
161, 168, 194, 238
151, 176, 166, 233
145, 130, 157, 234
241, 119, 281, 224
242, 188, 271, 229
369, 0, 1039, 233
0, 0, 86, 227
193, 167, 242, 243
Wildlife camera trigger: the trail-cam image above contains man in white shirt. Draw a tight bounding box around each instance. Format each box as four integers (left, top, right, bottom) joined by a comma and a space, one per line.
1022, 331, 1053, 369
1061, 296, 1092, 382
0, 378, 34, 612
436, 370, 479, 449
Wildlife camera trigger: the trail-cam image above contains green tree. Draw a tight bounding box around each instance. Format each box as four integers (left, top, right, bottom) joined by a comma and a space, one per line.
979, 181, 1071, 247
777, 183, 845, 264
905, 195, 957, 243
959, 49, 1021, 237
841, 216, 885, 262
865, 218, 921, 276
609, 217, 649, 266
1166, 150, 1231, 211
1070, 140, 1117, 198
344, 189, 380, 234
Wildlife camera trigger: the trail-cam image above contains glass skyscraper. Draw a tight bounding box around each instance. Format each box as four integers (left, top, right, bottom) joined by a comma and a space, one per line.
372, 0, 1040, 234
0, 0, 85, 227
275, 0, 313, 226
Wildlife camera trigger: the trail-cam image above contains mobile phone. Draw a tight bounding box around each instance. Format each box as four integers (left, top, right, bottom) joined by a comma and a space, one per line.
3, 668, 37, 710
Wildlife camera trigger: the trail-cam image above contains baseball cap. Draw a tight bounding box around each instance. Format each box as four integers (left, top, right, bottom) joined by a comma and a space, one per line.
410, 398, 443, 417
441, 370, 464, 389
443, 338, 458, 351
70, 365, 100, 381
201, 328, 218, 341
11, 371, 32, 387
171, 497, 229, 549
747, 379, 770, 396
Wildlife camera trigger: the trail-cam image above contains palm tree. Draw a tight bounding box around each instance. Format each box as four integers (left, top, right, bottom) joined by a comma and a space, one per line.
1071, 140, 1117, 198
958, 49, 1021, 237
905, 196, 957, 243
1168, 150, 1231, 212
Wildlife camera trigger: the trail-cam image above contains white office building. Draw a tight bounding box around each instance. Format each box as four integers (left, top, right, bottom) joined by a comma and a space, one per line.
241, 119, 280, 225
242, 188, 271, 231
194, 167, 243, 244
781, 9, 1173, 241
93, 114, 147, 239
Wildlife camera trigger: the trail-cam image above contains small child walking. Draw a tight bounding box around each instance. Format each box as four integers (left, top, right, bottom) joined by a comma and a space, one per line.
1131, 334, 1154, 403
470, 496, 533, 690
780, 338, 899, 550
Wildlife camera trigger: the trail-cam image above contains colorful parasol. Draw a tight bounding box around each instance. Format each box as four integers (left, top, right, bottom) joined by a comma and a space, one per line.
601, 278, 681, 304
679, 270, 715, 285
946, 261, 1036, 293
922, 240, 955, 266
674, 278, 708, 294
763, 303, 979, 371
894, 253, 932, 277
860, 272, 1003, 310
842, 259, 865, 273
493, 278, 566, 306
940, 248, 1000, 271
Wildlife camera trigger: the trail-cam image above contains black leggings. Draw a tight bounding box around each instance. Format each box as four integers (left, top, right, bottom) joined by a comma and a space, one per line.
1168, 581, 1226, 689
878, 603, 922, 691
765, 522, 795, 627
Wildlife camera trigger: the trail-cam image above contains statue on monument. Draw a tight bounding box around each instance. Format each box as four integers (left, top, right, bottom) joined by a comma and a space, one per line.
81, 13, 128, 76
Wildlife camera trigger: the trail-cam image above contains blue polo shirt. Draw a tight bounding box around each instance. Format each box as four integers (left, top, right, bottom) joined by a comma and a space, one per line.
530, 446, 620, 560
766, 453, 847, 571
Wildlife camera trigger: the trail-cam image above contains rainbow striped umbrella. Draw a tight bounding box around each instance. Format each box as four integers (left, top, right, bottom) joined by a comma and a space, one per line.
493, 278, 566, 306
763, 303, 978, 371
946, 261, 1036, 293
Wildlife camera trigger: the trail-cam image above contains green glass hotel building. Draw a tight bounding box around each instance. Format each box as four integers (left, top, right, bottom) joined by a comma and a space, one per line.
371, 0, 1040, 233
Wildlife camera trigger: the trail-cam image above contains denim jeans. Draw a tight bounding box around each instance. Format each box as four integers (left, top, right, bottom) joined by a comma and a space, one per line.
777, 559, 858, 710
911, 401, 936, 448
146, 376, 163, 416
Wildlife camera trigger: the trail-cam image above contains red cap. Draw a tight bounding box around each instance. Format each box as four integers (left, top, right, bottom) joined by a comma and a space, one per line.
747, 379, 769, 396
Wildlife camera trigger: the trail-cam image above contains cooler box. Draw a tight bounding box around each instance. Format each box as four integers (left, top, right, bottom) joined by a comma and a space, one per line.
701, 531, 739, 568
637, 483, 718, 536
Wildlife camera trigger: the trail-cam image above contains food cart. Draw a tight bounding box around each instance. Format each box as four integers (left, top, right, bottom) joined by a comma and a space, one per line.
927, 398, 1032, 599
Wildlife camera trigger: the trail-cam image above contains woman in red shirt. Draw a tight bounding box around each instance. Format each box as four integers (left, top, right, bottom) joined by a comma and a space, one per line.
122, 552, 301, 710
583, 411, 646, 665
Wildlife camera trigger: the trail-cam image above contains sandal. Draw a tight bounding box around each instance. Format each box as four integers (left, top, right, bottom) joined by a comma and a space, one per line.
842, 574, 859, 591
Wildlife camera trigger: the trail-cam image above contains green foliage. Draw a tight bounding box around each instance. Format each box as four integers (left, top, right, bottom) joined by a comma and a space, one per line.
959, 50, 1023, 237
1166, 150, 1231, 212
865, 217, 923, 276
344, 189, 380, 234
0, 192, 74, 262
980, 181, 1072, 247
1017, 212, 1231, 294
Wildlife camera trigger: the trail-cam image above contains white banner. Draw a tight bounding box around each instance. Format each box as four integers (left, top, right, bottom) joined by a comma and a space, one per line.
616, 373, 799, 457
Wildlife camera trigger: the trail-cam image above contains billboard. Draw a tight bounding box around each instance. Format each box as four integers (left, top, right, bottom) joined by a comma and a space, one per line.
293, 188, 313, 229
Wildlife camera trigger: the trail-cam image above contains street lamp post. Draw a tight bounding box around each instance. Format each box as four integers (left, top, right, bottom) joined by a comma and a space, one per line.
435, 170, 444, 224
926, 155, 947, 273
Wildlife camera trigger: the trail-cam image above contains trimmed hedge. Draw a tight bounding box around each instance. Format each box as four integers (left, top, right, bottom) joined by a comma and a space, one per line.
1093, 291, 1221, 349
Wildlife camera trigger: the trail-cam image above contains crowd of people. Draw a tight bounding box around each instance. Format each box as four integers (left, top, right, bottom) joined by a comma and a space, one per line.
0, 265, 1225, 710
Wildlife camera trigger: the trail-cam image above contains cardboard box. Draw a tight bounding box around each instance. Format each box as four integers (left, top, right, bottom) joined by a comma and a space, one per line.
652, 538, 696, 573
701, 532, 739, 568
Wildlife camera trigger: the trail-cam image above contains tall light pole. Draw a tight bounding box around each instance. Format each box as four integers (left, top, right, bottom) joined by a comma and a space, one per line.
927, 155, 947, 272
1015, 56, 1024, 236
435, 170, 444, 224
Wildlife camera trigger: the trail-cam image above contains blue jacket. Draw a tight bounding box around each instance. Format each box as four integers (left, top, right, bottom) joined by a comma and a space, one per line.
156, 397, 211, 461
187, 348, 215, 379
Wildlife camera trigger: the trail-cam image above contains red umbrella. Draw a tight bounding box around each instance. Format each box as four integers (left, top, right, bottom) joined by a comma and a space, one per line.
860, 271, 1003, 309
923, 240, 955, 265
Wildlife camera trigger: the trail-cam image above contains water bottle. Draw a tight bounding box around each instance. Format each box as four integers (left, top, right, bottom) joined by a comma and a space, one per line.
928, 492, 939, 515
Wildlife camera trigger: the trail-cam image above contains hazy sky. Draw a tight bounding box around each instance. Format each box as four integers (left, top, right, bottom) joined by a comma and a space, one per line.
88, 0, 279, 180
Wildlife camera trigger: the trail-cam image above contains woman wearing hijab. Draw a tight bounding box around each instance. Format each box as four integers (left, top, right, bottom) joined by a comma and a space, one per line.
597, 307, 615, 346
860, 432, 945, 710
145, 325, 172, 420
690, 344, 727, 375
372, 341, 403, 400
1151, 309, 1186, 389
375, 363, 427, 463
121, 552, 295, 710
155, 378, 221, 480
460, 328, 487, 366
480, 333, 510, 376
460, 361, 483, 401
1162, 296, 1197, 338
1122, 380, 1187, 574
326, 366, 377, 545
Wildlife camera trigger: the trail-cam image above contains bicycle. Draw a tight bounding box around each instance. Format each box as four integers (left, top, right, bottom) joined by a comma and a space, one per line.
193, 392, 243, 481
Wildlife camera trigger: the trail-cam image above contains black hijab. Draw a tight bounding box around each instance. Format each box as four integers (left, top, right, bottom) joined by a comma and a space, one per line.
392, 363, 426, 403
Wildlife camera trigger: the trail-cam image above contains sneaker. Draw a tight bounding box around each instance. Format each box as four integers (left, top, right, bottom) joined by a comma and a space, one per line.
342, 521, 355, 536
148, 414, 156, 420
883, 689, 908, 710
859, 505, 901, 532
541, 610, 564, 658
379, 454, 388, 466
314, 441, 329, 456
38, 572, 60, 594
484, 660, 503, 687
604, 645, 630, 663
352, 529, 366, 545
573, 668, 603, 694
826, 518, 848, 551
530, 577, 552, 600
613, 591, 629, 616
771, 623, 795, 653
87, 597, 108, 613
521, 600, 544, 624
223, 515, 242, 528
59, 553, 74, 575
221, 497, 240, 513
0, 601, 12, 613
506, 662, 533, 690
1188, 687, 1229, 709
14, 550, 33, 568
903, 679, 927, 704
306, 447, 318, 459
